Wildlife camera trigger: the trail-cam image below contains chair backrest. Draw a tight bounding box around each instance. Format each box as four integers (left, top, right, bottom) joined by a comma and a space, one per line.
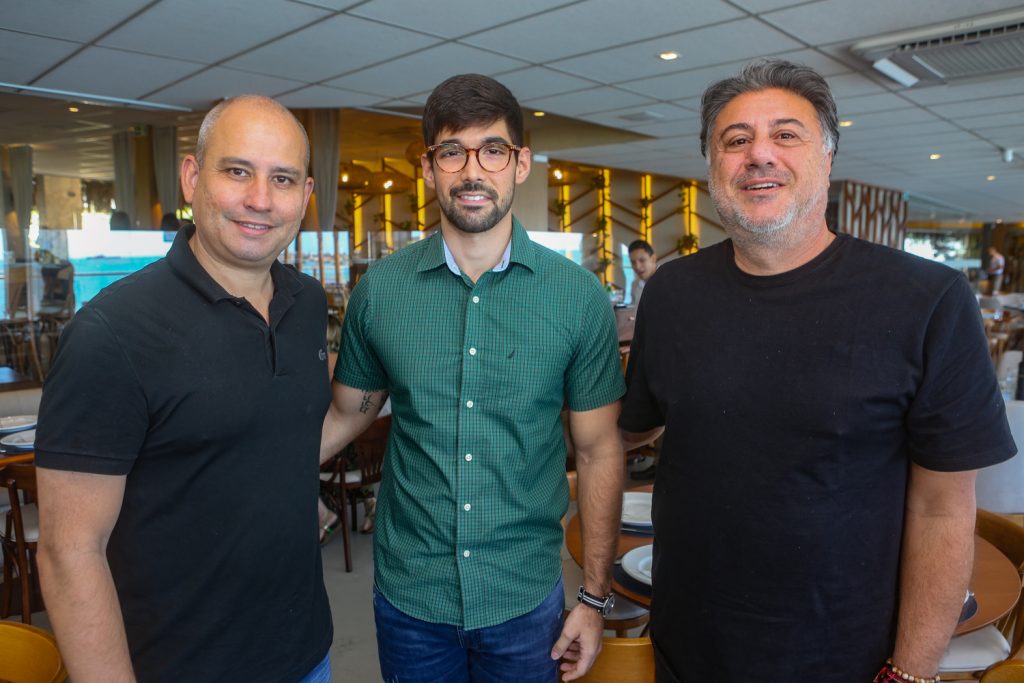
351, 415, 391, 485
0, 621, 67, 683
3, 463, 37, 545
976, 402, 1024, 514
977, 508, 1024, 652
3, 462, 37, 498
577, 637, 655, 683
566, 470, 578, 502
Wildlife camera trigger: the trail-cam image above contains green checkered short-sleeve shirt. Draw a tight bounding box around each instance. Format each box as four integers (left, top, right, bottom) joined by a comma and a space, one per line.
336, 217, 625, 629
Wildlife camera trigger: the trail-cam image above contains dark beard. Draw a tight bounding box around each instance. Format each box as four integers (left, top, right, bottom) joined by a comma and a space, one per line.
439, 181, 514, 234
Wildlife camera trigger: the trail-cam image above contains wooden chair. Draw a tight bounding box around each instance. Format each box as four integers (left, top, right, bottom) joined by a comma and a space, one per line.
576, 636, 655, 682
1, 463, 40, 623
321, 415, 390, 572
941, 509, 1024, 679
564, 471, 650, 637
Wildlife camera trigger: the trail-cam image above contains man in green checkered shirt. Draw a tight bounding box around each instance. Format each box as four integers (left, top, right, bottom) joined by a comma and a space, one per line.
321, 74, 626, 682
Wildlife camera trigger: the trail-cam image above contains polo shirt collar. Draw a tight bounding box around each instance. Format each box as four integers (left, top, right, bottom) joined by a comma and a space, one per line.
166, 223, 304, 303
415, 215, 537, 275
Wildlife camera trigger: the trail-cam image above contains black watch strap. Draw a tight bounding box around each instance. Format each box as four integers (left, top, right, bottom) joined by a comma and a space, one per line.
577, 586, 614, 616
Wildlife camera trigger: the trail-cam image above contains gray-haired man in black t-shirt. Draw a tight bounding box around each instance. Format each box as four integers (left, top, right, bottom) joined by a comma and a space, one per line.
34, 96, 334, 683
620, 59, 1015, 682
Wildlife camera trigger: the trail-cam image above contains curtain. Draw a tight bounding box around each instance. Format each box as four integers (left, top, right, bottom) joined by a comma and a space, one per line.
151, 126, 178, 218
112, 130, 136, 225
0, 153, 6, 220
10, 146, 33, 252
312, 109, 340, 232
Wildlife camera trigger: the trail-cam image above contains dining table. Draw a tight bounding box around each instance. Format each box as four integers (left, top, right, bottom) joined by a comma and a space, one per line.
0, 451, 34, 469
564, 486, 1022, 636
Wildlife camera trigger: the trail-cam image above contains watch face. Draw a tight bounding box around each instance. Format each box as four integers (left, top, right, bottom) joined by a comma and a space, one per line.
602, 593, 616, 616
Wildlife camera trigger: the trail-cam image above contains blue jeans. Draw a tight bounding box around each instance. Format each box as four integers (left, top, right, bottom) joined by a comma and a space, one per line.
297, 651, 331, 683
374, 577, 565, 683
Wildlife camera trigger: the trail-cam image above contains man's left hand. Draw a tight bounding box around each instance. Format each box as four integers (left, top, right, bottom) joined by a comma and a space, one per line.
550, 603, 604, 681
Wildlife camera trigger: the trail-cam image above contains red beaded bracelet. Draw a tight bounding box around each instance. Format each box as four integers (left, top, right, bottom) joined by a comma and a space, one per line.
873, 658, 940, 683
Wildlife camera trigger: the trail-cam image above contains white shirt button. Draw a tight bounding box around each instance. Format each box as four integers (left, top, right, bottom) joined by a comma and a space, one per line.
465, 453, 473, 461
463, 550, 471, 558
464, 503, 471, 511
469, 348, 477, 356
466, 400, 474, 408
472, 296, 480, 303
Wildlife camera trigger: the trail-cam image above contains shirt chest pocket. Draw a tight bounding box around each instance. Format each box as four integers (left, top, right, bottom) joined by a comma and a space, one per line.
474, 342, 565, 413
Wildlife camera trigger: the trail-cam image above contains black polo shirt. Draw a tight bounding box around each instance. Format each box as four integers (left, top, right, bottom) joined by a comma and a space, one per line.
36, 225, 333, 683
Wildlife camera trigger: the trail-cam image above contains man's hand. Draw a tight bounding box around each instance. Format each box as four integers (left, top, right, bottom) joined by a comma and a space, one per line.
551, 603, 604, 681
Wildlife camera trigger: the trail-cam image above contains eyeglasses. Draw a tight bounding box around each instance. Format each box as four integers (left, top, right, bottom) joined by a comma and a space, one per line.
427, 142, 521, 173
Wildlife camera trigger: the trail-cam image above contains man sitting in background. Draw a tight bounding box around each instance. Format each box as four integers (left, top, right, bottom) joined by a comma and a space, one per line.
628, 239, 658, 305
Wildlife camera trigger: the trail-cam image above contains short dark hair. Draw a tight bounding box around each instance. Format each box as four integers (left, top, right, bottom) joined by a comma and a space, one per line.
699, 58, 839, 158
628, 240, 654, 256
422, 74, 524, 148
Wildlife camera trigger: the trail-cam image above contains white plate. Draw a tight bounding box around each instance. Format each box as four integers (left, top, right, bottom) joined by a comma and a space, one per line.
621, 492, 652, 526
1, 428, 35, 450
621, 545, 653, 586
0, 415, 36, 434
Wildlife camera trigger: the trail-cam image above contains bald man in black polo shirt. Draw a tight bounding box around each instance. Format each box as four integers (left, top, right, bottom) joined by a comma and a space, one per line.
34, 95, 333, 683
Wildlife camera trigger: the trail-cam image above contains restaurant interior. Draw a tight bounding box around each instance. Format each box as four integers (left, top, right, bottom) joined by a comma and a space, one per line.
2, 0, 1024, 680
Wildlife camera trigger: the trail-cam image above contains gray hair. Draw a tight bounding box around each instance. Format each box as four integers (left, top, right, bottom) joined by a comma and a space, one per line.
195, 94, 310, 170
699, 59, 839, 158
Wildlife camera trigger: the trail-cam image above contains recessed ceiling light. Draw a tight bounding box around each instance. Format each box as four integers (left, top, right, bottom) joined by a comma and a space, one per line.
839, 120, 853, 127
658, 51, 679, 61
533, 111, 546, 117
68, 105, 79, 113
987, 175, 997, 181
929, 153, 942, 160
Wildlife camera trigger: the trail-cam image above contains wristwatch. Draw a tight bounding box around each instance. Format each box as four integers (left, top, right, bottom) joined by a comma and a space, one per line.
577, 586, 615, 616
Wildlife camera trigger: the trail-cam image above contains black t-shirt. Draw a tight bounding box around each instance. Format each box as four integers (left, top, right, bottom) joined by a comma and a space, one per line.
620, 234, 1015, 682
36, 226, 333, 683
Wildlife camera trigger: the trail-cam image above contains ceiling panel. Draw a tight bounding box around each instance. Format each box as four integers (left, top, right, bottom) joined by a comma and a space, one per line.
550, 18, 803, 83
461, 0, 743, 63
0, 31, 82, 85
835, 92, 917, 116
224, 14, 441, 82
900, 75, 1024, 106
32, 47, 203, 100
146, 67, 310, 109
761, 0, 1024, 45
348, 0, 579, 38
326, 43, 528, 98
956, 112, 1024, 131
99, 0, 332, 63
0, 0, 153, 42
729, 0, 809, 11
578, 103, 697, 130
822, 72, 891, 99
275, 85, 383, 108
617, 61, 749, 100
928, 94, 1024, 119
838, 107, 942, 130
523, 87, 656, 117
489, 67, 598, 102
284, 0, 362, 9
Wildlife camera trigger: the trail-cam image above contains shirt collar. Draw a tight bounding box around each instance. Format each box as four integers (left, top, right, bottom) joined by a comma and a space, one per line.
166, 223, 304, 303
416, 215, 537, 275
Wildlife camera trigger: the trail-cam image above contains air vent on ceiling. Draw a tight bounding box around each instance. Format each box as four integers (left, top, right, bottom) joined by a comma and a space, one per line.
618, 110, 665, 123
852, 8, 1024, 86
